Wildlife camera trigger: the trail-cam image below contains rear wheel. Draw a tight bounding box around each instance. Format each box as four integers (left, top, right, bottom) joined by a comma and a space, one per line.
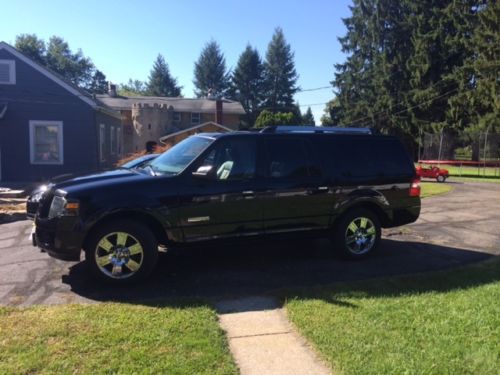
85, 220, 158, 284
333, 208, 381, 259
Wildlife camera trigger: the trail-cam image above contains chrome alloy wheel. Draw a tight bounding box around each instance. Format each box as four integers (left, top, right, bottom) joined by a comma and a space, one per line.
94, 232, 144, 279
344, 217, 376, 255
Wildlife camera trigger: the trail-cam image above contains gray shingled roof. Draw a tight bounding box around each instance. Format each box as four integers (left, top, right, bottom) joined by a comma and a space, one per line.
96, 94, 246, 115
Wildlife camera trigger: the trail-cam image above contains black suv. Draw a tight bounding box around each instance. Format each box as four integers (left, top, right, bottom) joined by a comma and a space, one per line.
33, 126, 421, 284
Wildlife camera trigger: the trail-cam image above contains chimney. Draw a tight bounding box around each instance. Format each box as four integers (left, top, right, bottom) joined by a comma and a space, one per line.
215, 99, 223, 125
108, 82, 117, 97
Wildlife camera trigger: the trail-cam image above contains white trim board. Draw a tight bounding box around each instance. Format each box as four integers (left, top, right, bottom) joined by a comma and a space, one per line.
0, 59, 16, 84
0, 42, 96, 108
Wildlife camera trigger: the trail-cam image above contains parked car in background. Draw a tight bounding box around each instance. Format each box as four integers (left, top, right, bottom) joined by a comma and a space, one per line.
32, 126, 421, 284
416, 164, 449, 182
26, 154, 158, 219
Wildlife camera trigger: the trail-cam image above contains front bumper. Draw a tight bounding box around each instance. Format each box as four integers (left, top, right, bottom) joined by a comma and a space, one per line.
34, 216, 84, 261
26, 199, 39, 220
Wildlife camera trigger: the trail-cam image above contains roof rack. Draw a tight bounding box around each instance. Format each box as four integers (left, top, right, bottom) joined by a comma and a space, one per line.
259, 125, 374, 135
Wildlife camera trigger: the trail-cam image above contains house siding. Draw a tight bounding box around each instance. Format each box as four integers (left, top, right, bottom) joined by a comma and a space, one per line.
0, 47, 119, 182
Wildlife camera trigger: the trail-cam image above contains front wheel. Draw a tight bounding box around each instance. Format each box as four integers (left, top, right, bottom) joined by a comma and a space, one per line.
85, 220, 158, 284
333, 208, 381, 259
436, 175, 446, 182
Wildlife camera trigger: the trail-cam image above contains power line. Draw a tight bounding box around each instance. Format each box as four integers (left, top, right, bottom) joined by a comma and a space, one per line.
354, 87, 460, 127
297, 86, 331, 93
347, 78, 458, 126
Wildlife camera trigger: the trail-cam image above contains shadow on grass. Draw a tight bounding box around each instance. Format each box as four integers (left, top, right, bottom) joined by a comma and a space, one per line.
278, 257, 499, 308
61, 237, 496, 310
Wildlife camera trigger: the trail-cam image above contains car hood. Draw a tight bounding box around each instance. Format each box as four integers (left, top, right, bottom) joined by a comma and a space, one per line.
52, 169, 151, 193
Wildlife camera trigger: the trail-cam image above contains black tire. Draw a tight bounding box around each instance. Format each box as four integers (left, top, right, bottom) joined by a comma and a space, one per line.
436, 175, 446, 182
84, 219, 158, 285
333, 208, 381, 259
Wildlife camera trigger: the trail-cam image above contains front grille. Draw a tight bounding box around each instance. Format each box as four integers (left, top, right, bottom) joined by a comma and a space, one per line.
39, 192, 54, 218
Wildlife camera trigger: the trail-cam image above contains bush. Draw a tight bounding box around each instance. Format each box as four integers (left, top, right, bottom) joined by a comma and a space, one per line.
254, 110, 295, 128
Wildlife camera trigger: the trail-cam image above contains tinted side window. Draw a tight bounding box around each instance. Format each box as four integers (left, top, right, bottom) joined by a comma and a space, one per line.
265, 138, 313, 179
197, 137, 257, 180
371, 139, 414, 176
319, 137, 413, 179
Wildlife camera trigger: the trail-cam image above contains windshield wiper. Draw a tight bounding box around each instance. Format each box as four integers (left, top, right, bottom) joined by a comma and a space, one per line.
140, 165, 158, 176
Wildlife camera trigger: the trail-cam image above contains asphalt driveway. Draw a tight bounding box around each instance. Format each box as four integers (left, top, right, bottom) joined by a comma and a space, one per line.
0, 181, 498, 306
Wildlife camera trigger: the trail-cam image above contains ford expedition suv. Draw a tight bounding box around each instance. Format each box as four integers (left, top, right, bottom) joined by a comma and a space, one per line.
33, 126, 421, 284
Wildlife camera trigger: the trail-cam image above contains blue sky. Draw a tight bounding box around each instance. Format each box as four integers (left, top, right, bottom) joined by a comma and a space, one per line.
0, 0, 353, 123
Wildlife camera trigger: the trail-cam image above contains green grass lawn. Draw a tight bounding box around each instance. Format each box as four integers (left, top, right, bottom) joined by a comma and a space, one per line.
420, 181, 453, 198
285, 259, 500, 375
0, 302, 237, 375
442, 164, 500, 178
449, 176, 500, 184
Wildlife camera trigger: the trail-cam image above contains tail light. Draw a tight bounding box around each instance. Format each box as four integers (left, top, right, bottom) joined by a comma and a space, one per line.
409, 177, 421, 197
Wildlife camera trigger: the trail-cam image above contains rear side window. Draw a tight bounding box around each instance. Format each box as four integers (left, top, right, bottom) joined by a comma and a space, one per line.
265, 138, 318, 179
319, 136, 414, 179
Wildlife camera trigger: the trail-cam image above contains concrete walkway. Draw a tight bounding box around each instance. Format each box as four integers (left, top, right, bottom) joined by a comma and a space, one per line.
216, 297, 331, 375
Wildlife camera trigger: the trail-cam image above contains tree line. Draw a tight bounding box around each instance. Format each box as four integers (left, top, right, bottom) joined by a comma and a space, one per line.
327, 0, 498, 158
14, 28, 313, 128
13, 0, 498, 146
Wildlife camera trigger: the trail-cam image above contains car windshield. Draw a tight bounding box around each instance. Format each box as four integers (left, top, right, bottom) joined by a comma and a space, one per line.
148, 136, 214, 176
120, 155, 156, 169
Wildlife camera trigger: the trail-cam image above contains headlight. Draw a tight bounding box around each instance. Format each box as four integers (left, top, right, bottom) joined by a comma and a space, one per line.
30, 185, 48, 202
48, 196, 66, 219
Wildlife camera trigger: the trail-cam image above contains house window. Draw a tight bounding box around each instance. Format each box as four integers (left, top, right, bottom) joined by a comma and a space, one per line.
29, 121, 63, 165
0, 60, 16, 84
191, 112, 201, 125
110, 126, 116, 155
173, 112, 181, 122
99, 124, 106, 162
117, 127, 122, 156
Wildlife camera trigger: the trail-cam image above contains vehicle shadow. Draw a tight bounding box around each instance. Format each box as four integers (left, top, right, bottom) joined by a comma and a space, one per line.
62, 237, 495, 305
0, 212, 27, 225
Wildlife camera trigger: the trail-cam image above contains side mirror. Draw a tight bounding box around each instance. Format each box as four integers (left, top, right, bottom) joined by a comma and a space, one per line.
192, 165, 214, 179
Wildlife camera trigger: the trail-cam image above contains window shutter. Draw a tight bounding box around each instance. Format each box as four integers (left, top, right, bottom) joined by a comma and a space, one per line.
0, 63, 10, 83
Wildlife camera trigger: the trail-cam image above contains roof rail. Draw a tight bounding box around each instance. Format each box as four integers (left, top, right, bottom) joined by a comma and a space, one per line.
259, 125, 373, 135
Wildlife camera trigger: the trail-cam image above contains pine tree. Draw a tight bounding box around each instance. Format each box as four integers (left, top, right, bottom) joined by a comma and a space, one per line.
46, 36, 94, 88
332, 0, 497, 159
119, 79, 148, 96
15, 34, 107, 92
302, 107, 315, 125
263, 27, 299, 113
469, 0, 499, 134
89, 69, 108, 94
229, 45, 265, 126
15, 34, 46, 65
146, 54, 182, 97
193, 40, 230, 98
321, 98, 342, 125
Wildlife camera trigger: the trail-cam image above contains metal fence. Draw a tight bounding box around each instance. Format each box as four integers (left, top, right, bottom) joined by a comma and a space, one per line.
419, 130, 500, 177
